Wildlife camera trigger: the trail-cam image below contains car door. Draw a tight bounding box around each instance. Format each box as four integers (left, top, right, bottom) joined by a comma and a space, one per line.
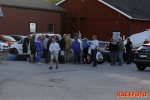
18, 39, 30, 54
17, 39, 24, 53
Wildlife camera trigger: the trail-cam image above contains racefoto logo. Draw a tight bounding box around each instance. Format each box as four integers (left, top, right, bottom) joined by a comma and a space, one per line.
117, 92, 148, 98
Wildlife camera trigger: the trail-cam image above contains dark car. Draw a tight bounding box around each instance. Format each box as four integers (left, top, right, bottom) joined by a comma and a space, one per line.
10, 35, 26, 41
134, 44, 150, 71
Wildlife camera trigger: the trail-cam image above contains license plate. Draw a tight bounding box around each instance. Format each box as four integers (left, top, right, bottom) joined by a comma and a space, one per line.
140, 55, 147, 58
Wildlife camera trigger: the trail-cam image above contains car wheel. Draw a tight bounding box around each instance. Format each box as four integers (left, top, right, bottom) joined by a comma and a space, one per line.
137, 65, 146, 71
97, 52, 106, 64
82, 54, 92, 64
12, 49, 18, 55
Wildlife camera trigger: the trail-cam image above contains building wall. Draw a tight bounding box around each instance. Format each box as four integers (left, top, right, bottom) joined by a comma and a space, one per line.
59, 0, 150, 40
132, 20, 150, 34
0, 6, 61, 35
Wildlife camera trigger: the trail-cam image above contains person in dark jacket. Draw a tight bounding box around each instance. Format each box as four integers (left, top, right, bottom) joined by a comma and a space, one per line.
30, 34, 36, 63
82, 38, 90, 66
22, 34, 30, 53
46, 36, 52, 63
109, 38, 118, 66
59, 34, 67, 64
60, 34, 67, 51
125, 37, 133, 64
72, 39, 81, 64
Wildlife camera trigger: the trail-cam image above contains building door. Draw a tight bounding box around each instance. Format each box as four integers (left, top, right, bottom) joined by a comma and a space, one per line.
48, 24, 55, 34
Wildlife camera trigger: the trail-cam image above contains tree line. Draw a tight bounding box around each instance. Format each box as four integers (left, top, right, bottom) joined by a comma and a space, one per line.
47, 0, 60, 4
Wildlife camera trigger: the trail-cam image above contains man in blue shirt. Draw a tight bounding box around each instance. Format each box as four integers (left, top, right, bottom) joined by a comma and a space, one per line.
72, 39, 81, 64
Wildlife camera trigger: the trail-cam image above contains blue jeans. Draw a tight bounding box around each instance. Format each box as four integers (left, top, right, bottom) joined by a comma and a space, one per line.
91, 49, 97, 66
36, 50, 42, 62
118, 52, 123, 65
74, 52, 80, 63
126, 50, 131, 63
110, 51, 117, 65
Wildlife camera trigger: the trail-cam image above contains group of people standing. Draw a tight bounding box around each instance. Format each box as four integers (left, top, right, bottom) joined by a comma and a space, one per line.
22, 33, 100, 68
109, 37, 133, 66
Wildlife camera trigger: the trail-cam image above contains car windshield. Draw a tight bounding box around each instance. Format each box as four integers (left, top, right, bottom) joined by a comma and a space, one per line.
99, 42, 105, 48
3, 36, 16, 42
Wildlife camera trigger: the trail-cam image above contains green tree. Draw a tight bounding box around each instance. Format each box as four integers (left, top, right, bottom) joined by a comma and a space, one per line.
47, 0, 60, 4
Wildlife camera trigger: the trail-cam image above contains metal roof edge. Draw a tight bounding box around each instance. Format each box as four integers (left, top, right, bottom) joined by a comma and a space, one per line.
131, 18, 150, 22
55, 0, 66, 6
98, 0, 132, 19
1, 4, 66, 12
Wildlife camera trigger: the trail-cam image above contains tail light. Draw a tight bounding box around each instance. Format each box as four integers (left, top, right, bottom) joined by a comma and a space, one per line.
135, 50, 138, 53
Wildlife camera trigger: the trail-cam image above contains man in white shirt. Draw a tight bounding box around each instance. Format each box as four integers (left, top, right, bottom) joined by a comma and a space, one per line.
49, 38, 60, 69
91, 35, 99, 67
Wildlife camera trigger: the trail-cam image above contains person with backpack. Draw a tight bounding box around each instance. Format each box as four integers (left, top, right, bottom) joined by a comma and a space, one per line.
82, 38, 90, 66
72, 39, 81, 64
109, 38, 118, 66
125, 37, 133, 64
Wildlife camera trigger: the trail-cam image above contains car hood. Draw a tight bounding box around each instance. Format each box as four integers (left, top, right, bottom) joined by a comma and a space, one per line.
0, 42, 8, 46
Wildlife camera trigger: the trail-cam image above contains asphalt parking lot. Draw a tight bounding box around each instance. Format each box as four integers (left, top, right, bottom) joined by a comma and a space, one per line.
0, 61, 150, 100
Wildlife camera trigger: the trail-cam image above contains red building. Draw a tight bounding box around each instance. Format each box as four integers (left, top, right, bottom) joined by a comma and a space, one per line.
56, 0, 150, 40
0, 0, 66, 35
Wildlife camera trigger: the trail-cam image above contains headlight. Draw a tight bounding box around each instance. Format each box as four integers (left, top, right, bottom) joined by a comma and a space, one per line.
0, 44, 2, 48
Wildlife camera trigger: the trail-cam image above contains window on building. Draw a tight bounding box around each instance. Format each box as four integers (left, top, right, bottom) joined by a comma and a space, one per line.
30, 23, 36, 33
48, 24, 55, 33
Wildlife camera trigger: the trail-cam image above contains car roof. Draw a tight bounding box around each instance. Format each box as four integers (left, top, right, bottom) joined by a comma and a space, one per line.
10, 35, 26, 36
142, 43, 150, 46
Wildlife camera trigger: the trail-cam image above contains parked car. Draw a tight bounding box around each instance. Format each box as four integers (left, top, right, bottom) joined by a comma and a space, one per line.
134, 44, 150, 71
10, 35, 26, 41
0, 42, 9, 52
9, 38, 30, 55
0, 35, 17, 46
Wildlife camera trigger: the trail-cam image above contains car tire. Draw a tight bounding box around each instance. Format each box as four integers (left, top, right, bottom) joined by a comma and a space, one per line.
136, 65, 146, 71
82, 54, 92, 64
97, 53, 106, 64
12, 49, 18, 55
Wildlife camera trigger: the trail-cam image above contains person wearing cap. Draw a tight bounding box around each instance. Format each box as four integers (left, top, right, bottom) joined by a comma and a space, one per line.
125, 37, 133, 64
49, 38, 60, 69
72, 38, 81, 64
91, 35, 99, 67
35, 35, 43, 64
82, 38, 90, 66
